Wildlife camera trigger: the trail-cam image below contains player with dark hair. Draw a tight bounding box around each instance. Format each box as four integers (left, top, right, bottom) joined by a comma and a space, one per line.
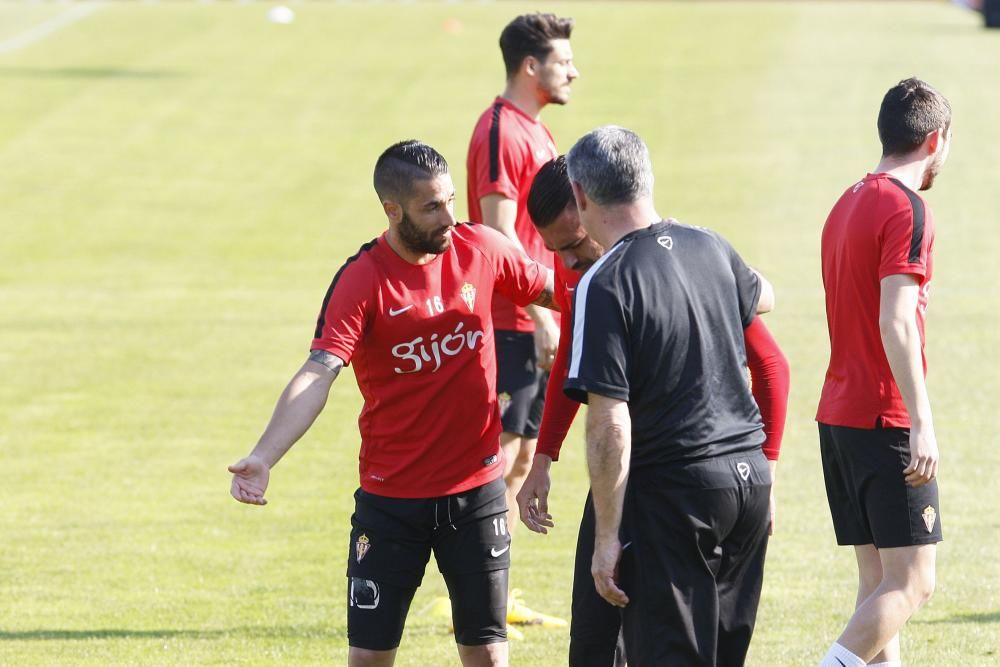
561, 126, 775, 666
466, 12, 578, 628
816, 78, 951, 667
228, 139, 556, 667
518, 155, 790, 666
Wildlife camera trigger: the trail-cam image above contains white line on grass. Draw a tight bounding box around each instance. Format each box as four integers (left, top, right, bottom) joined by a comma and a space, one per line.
0, 2, 106, 56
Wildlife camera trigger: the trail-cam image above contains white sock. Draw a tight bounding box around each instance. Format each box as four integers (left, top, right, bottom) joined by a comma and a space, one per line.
868, 663, 901, 667
819, 643, 866, 667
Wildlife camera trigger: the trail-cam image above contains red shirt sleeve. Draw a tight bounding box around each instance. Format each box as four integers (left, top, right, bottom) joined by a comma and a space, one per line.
470, 108, 524, 202
744, 317, 790, 461
309, 254, 373, 364
472, 224, 546, 306
535, 270, 580, 461
878, 203, 929, 283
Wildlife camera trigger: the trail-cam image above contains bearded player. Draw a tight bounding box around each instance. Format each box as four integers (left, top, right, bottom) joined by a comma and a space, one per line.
229, 140, 556, 667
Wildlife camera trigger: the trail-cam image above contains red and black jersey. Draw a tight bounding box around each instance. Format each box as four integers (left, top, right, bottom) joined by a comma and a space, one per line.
817, 172, 935, 429
311, 223, 547, 498
467, 96, 559, 332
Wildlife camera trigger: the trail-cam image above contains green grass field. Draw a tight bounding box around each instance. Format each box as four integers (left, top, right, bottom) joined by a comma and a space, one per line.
2, 1, 999, 664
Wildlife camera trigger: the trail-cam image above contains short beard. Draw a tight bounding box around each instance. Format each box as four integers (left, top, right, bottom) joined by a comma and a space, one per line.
398, 211, 450, 255
919, 158, 942, 191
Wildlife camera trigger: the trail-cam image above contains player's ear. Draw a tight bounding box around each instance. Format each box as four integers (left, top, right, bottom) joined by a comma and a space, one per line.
523, 55, 538, 77
924, 127, 941, 155
383, 200, 403, 224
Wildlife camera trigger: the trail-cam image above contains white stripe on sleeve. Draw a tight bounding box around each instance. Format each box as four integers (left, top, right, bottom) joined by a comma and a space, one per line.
568, 242, 625, 380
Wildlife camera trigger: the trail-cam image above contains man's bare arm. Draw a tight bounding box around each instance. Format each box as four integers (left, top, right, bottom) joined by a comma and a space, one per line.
586, 393, 631, 608
251, 353, 342, 467
479, 194, 524, 252
753, 269, 775, 314
879, 274, 937, 486
228, 352, 343, 505
530, 268, 559, 311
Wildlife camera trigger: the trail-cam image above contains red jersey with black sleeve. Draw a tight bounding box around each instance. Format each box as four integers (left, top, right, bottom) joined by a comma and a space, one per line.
536, 259, 790, 462
310, 223, 547, 498
467, 96, 559, 332
817, 172, 935, 429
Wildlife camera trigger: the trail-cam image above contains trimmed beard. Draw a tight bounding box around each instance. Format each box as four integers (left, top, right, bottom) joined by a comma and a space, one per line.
398, 211, 451, 255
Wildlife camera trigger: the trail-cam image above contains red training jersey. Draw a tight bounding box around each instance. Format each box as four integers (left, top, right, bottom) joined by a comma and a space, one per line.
817, 172, 935, 429
467, 96, 559, 332
311, 223, 547, 498
535, 261, 580, 460
537, 263, 790, 461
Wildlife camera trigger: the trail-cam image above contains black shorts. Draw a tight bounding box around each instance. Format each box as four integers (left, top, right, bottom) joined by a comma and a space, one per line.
346, 477, 511, 650
618, 452, 771, 667
495, 330, 547, 438
570, 490, 627, 667
819, 422, 943, 548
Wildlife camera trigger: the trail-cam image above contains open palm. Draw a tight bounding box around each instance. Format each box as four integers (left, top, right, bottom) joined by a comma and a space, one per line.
228, 456, 270, 505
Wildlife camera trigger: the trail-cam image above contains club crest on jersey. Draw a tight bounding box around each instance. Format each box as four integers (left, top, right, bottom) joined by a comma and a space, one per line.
921, 505, 937, 533
461, 282, 477, 312
498, 392, 512, 416
356, 534, 371, 563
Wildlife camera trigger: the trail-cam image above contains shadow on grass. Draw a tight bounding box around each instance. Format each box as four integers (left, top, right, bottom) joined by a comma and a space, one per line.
918, 611, 1000, 624
0, 625, 346, 641
0, 67, 184, 79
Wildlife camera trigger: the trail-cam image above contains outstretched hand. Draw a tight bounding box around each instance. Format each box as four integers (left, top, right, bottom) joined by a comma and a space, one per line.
228, 455, 270, 505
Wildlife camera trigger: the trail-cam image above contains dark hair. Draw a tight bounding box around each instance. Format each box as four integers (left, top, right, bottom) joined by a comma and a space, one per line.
373, 140, 449, 202
878, 78, 951, 157
499, 13, 574, 79
527, 156, 573, 228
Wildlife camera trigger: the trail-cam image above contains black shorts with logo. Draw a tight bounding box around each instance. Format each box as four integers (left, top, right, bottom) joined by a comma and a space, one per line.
346, 477, 511, 650
495, 330, 547, 438
819, 422, 943, 548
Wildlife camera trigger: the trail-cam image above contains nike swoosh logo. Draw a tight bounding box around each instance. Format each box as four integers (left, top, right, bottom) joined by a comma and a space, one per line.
490, 545, 510, 558
388, 305, 413, 316
835, 659, 847, 667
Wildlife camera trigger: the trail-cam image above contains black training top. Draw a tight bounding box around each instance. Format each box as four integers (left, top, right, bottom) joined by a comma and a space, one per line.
564, 220, 765, 469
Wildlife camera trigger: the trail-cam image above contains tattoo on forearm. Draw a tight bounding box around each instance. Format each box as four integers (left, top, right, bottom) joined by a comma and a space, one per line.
308, 349, 344, 376
532, 287, 559, 311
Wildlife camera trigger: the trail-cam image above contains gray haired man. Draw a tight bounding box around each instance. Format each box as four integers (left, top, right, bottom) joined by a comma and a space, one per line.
563, 126, 776, 666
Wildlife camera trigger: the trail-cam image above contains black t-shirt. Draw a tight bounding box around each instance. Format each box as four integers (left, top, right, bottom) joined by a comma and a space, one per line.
564, 220, 765, 469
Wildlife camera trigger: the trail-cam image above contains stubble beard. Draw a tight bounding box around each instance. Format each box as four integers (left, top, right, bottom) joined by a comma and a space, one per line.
920, 159, 942, 191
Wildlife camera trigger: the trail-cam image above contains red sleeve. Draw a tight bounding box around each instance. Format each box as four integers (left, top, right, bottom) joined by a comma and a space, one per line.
309, 252, 373, 365
744, 317, 789, 461
472, 224, 546, 306
878, 203, 929, 283
470, 112, 523, 202
535, 271, 580, 461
